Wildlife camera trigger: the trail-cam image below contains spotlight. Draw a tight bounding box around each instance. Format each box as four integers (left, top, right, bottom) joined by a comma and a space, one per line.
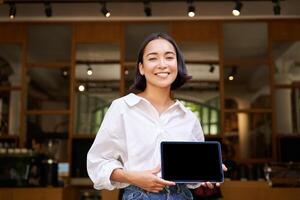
9, 3, 16, 19
101, 2, 110, 18
44, 1, 52, 17
209, 64, 215, 73
187, 1, 195, 18
228, 66, 237, 81
143, 1, 152, 17
78, 84, 85, 92
272, 0, 281, 15
87, 65, 93, 76
232, 0, 243, 16
61, 68, 69, 78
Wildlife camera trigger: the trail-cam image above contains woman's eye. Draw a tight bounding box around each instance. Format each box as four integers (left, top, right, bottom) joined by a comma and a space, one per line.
166, 57, 174, 60
148, 57, 157, 61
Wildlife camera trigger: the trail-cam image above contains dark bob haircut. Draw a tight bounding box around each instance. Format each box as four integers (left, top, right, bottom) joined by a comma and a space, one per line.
129, 32, 191, 93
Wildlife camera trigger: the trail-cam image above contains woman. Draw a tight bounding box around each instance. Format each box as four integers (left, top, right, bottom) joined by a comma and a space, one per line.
87, 32, 224, 200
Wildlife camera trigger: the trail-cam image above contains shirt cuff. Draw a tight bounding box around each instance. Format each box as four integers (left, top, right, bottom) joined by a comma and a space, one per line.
93, 160, 125, 190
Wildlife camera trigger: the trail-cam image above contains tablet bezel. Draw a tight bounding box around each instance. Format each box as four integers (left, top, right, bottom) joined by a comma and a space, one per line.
160, 141, 224, 183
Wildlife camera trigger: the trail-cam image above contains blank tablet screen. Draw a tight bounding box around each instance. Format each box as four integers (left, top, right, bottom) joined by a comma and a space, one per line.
161, 141, 224, 183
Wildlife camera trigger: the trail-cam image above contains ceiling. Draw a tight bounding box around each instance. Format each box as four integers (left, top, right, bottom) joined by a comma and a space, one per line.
0, 0, 299, 20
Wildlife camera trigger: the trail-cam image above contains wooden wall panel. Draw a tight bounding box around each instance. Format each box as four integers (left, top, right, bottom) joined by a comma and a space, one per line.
269, 20, 300, 41
74, 22, 122, 43
0, 23, 26, 42
170, 21, 220, 42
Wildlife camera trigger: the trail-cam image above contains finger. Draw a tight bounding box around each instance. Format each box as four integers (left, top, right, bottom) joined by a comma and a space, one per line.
206, 182, 214, 189
149, 166, 161, 174
150, 189, 160, 193
153, 187, 164, 192
153, 181, 166, 188
215, 182, 220, 187
222, 164, 228, 171
156, 178, 176, 186
145, 187, 161, 193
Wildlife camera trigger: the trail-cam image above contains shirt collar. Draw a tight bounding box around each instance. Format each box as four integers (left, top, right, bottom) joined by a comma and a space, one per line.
123, 93, 142, 107
124, 93, 188, 114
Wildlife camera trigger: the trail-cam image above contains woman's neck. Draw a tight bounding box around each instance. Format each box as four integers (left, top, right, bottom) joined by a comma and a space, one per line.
138, 86, 174, 114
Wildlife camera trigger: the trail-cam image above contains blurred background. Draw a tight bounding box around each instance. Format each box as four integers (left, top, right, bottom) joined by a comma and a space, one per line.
0, 0, 300, 200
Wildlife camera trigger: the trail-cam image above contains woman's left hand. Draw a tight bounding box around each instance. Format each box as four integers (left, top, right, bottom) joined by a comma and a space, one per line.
200, 164, 228, 189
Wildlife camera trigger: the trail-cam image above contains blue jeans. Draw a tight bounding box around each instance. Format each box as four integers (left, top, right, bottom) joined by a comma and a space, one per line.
122, 184, 193, 200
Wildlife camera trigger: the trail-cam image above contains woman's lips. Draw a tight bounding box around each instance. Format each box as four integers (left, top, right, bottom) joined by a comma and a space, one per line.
155, 72, 170, 78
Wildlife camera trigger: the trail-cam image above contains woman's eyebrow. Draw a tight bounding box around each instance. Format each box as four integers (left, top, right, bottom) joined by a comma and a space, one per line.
145, 51, 176, 57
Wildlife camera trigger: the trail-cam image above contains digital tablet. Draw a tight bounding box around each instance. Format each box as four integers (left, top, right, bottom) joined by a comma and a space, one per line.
160, 141, 224, 183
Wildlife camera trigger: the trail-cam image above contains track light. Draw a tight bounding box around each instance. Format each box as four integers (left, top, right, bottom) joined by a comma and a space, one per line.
187, 0, 195, 17
143, 1, 152, 17
232, 0, 243, 16
87, 65, 93, 76
44, 1, 52, 17
228, 66, 237, 81
78, 84, 85, 92
101, 2, 110, 18
272, 0, 281, 15
61, 68, 69, 78
9, 2, 16, 19
209, 64, 215, 73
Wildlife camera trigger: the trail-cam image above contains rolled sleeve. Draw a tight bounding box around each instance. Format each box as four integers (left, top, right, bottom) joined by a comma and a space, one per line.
89, 159, 127, 190
86, 100, 127, 190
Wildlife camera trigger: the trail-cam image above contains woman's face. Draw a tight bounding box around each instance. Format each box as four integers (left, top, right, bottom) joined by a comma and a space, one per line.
139, 38, 178, 90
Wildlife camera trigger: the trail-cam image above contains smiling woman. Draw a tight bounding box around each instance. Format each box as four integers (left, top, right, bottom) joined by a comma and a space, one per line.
87, 32, 222, 200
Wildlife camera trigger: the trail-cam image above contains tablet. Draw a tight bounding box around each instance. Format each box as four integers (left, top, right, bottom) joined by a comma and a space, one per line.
160, 141, 224, 183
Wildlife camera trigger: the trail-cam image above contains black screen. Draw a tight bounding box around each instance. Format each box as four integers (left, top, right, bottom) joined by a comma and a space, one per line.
161, 141, 224, 183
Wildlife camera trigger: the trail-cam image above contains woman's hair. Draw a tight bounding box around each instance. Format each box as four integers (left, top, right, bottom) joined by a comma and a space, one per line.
129, 32, 191, 93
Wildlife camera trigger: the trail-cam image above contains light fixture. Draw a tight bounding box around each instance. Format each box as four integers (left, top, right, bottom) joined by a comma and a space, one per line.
44, 1, 52, 17
232, 0, 243, 16
209, 64, 215, 73
9, 2, 16, 19
101, 2, 111, 18
124, 69, 129, 75
187, 0, 195, 18
61, 68, 69, 78
272, 0, 281, 15
228, 66, 237, 81
143, 1, 152, 17
87, 64, 93, 76
78, 84, 85, 92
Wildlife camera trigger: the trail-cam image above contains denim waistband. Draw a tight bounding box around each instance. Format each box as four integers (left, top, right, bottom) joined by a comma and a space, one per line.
125, 184, 187, 194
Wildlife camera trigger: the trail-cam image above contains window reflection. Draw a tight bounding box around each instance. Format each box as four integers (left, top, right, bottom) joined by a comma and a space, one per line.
180, 100, 220, 136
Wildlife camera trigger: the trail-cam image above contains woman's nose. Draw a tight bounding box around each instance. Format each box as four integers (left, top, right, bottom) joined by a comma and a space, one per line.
158, 58, 168, 68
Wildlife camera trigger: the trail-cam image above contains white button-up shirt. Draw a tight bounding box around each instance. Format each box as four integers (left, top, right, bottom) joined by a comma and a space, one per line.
87, 93, 204, 190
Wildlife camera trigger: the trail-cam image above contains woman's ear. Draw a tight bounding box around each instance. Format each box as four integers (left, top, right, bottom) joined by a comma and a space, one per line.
139, 63, 144, 76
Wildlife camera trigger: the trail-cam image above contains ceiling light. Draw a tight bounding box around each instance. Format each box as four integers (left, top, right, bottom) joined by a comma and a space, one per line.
187, 1, 195, 18
78, 84, 85, 92
44, 1, 52, 17
9, 3, 16, 19
232, 0, 243, 16
228, 66, 237, 81
61, 68, 69, 78
209, 64, 215, 73
272, 0, 281, 15
143, 1, 152, 17
87, 65, 93, 76
101, 2, 110, 18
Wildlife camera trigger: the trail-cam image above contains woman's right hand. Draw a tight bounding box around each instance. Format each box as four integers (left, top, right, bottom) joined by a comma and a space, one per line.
126, 166, 176, 193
